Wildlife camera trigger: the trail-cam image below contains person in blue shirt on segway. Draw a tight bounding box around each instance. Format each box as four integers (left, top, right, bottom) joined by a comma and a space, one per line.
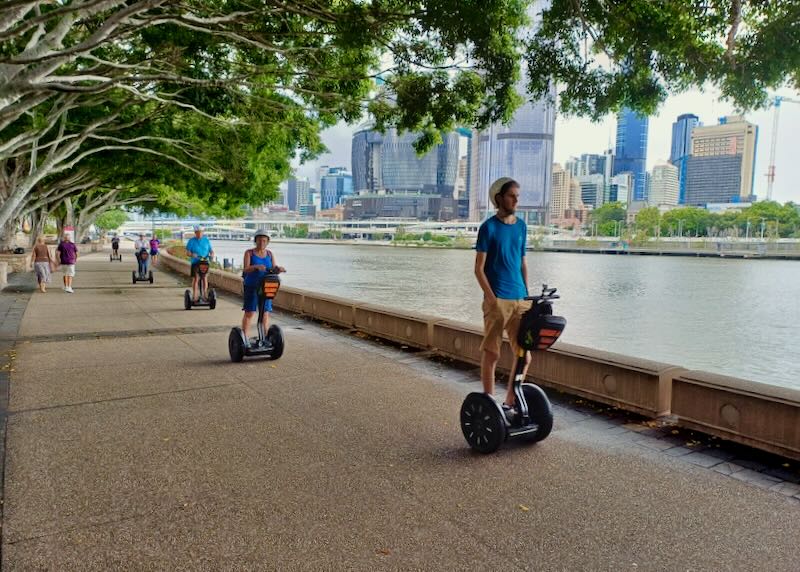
186, 225, 215, 303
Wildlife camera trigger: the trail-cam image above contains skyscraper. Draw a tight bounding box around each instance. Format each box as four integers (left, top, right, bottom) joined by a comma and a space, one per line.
470, 94, 556, 223
669, 113, 700, 203
351, 129, 383, 193
286, 177, 310, 211
608, 173, 632, 205
348, 128, 459, 220
319, 167, 353, 210
613, 108, 649, 201
351, 128, 459, 197
576, 174, 605, 209
381, 129, 459, 195
648, 163, 680, 206
550, 163, 570, 219
684, 115, 758, 206
469, 0, 556, 223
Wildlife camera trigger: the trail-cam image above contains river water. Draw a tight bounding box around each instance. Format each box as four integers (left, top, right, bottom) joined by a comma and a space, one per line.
212, 240, 800, 390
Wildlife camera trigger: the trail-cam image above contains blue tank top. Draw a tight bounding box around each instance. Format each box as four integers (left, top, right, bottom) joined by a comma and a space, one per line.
243, 249, 273, 287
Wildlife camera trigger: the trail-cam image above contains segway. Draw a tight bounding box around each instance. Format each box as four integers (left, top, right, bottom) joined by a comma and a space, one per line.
228, 269, 284, 362
184, 258, 216, 310
132, 249, 154, 284
460, 284, 566, 454
110, 241, 122, 262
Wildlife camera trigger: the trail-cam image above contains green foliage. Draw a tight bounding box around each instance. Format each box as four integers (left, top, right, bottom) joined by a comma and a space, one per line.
93, 210, 129, 231
453, 232, 472, 249
634, 207, 662, 237
527, 1, 800, 118
284, 224, 309, 239
422, 231, 433, 242
320, 229, 342, 239
591, 202, 626, 224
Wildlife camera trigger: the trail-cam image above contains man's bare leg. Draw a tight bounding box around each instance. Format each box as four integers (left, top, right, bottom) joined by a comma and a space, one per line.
480, 349, 499, 395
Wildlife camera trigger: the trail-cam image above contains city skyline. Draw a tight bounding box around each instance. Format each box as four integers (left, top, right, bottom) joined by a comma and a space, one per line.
291, 87, 800, 205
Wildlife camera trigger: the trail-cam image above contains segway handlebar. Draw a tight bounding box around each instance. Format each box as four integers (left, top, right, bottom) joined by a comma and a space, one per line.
525, 284, 559, 303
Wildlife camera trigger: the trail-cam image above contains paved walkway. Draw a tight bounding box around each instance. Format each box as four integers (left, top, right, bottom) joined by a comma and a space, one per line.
1, 249, 800, 570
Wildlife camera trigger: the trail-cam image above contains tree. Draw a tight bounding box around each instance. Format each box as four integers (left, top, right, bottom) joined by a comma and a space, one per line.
3, 0, 800, 245
635, 207, 662, 238
527, 1, 800, 117
590, 202, 625, 236
93, 209, 128, 233
0, 1, 532, 240
662, 207, 714, 237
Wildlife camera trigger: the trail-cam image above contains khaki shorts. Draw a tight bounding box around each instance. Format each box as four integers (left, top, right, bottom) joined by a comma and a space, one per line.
62, 264, 76, 277
480, 298, 532, 355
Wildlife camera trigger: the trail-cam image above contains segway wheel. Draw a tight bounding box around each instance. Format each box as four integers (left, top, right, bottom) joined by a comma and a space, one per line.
460, 393, 507, 454
109, 254, 113, 262
119, 255, 122, 262
184, 289, 192, 310
149, 271, 154, 284
266, 325, 284, 360
228, 328, 246, 362
208, 289, 217, 310
131, 271, 136, 284
520, 384, 554, 443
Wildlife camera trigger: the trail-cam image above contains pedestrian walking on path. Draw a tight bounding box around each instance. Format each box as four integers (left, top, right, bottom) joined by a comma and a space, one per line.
56, 233, 78, 293
149, 235, 160, 265
30, 236, 54, 293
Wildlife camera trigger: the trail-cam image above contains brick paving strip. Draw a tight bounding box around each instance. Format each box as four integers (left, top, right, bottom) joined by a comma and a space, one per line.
1, 249, 799, 570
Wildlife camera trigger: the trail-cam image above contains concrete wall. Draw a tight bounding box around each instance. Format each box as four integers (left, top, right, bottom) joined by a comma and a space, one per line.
0, 253, 30, 273
160, 249, 800, 461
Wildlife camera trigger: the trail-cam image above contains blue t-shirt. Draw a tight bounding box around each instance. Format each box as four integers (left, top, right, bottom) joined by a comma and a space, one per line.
476, 216, 527, 300
186, 236, 212, 262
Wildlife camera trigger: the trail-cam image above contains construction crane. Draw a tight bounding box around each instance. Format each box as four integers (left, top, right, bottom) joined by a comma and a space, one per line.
766, 95, 800, 200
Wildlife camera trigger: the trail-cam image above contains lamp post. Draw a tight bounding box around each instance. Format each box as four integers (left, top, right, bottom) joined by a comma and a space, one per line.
760, 217, 766, 240
745, 219, 751, 240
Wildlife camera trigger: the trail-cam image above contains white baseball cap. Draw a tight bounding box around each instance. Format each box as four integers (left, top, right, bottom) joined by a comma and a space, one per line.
193, 224, 203, 231
488, 177, 518, 208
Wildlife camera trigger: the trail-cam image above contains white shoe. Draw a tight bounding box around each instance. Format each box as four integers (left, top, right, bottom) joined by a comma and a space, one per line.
65, 287, 74, 293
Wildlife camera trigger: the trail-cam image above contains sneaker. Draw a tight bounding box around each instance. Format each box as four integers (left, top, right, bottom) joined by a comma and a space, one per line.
65, 287, 74, 293
502, 403, 517, 423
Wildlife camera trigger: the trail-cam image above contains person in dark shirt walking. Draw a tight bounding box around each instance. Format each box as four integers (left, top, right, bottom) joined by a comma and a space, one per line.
56, 233, 79, 293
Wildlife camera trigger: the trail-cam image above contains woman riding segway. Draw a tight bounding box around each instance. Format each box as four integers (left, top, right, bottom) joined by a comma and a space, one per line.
241, 230, 285, 343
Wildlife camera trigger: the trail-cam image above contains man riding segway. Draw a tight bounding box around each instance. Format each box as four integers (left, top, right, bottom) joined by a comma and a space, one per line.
186, 225, 215, 304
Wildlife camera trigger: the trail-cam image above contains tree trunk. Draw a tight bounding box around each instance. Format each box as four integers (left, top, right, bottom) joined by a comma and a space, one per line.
0, 218, 17, 252
61, 197, 75, 240
29, 209, 47, 246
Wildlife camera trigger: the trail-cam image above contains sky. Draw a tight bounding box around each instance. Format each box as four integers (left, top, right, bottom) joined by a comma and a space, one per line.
292, 86, 800, 205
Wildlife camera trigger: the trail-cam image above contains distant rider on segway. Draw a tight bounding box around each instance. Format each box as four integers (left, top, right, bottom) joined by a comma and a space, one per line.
111, 236, 120, 256
134, 233, 149, 277
241, 230, 285, 344
186, 225, 215, 304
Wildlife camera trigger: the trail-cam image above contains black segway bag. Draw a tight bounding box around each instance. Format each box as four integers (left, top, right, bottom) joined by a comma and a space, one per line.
518, 302, 566, 351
